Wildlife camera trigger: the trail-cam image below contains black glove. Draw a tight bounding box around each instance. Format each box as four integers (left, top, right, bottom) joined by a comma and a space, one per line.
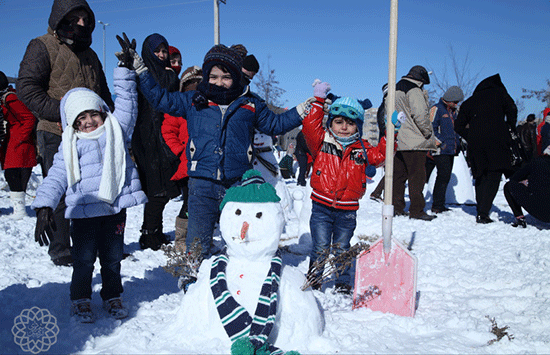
35, 207, 56, 247
115, 32, 137, 69
192, 92, 208, 110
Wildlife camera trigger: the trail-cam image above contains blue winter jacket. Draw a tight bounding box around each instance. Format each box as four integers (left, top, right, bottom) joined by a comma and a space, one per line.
31, 67, 147, 218
138, 71, 303, 182
431, 98, 460, 155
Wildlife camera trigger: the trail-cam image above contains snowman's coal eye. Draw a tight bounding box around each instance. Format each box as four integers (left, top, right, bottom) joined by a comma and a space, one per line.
256, 212, 262, 219
235, 209, 241, 215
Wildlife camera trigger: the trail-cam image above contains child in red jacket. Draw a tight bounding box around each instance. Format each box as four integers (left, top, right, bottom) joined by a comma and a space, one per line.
0, 71, 37, 219
303, 81, 387, 295
161, 66, 202, 251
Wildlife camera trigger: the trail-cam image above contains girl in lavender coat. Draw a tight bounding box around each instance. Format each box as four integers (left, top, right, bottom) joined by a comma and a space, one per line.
31, 67, 147, 323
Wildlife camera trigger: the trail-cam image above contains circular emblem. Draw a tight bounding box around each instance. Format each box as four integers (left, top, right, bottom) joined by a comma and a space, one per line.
12, 307, 59, 354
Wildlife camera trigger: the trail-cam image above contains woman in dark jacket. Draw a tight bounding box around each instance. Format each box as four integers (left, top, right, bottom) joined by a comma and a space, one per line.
503, 144, 550, 228
132, 34, 180, 250
455, 74, 517, 224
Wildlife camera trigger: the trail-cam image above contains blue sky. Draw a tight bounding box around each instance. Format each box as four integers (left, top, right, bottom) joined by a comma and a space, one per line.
2, 0, 549, 119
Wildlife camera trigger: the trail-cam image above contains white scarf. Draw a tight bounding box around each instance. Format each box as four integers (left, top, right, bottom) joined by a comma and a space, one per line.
62, 113, 126, 204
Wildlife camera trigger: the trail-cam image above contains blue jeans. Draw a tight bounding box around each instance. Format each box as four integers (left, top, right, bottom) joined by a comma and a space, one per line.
309, 201, 357, 285
186, 178, 234, 258
70, 210, 126, 301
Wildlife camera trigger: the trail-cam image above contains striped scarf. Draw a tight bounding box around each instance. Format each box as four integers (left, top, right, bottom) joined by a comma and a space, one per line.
210, 252, 283, 354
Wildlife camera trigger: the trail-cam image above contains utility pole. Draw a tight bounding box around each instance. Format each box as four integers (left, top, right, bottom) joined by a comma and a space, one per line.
214, 0, 226, 45
97, 20, 110, 71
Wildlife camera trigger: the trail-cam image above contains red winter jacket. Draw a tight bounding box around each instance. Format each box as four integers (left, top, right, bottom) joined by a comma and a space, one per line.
536, 108, 550, 156
162, 113, 188, 180
0, 90, 37, 169
302, 98, 387, 210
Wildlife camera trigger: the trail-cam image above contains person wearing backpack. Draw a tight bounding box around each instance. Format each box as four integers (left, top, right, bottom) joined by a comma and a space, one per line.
0, 71, 37, 219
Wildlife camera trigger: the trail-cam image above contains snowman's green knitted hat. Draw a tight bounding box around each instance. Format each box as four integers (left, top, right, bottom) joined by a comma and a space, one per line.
220, 170, 281, 210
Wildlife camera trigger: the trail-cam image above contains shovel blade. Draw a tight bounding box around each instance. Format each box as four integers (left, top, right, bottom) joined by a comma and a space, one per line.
353, 237, 417, 317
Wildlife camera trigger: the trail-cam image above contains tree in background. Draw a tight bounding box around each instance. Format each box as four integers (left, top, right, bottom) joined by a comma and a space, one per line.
515, 99, 525, 120
254, 56, 287, 108
522, 79, 550, 116
428, 45, 482, 104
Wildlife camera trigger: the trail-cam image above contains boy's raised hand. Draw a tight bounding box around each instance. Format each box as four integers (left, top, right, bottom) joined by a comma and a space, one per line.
312, 79, 331, 99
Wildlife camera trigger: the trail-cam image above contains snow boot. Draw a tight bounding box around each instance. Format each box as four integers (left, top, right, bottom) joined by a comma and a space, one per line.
174, 216, 188, 252
71, 298, 94, 323
139, 229, 170, 251
10, 191, 28, 219
103, 297, 128, 319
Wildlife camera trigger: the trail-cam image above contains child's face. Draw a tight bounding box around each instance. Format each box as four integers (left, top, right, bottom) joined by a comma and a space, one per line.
331, 116, 358, 137
209, 66, 233, 89
170, 54, 182, 68
75, 110, 104, 133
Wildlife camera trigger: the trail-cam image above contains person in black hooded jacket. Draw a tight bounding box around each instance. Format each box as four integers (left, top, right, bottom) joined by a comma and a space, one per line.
455, 74, 518, 224
17, 0, 113, 266
132, 33, 181, 250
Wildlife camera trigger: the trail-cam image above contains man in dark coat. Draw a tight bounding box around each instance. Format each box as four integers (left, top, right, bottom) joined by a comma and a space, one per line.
294, 130, 311, 186
518, 114, 537, 162
17, 0, 113, 266
455, 74, 517, 224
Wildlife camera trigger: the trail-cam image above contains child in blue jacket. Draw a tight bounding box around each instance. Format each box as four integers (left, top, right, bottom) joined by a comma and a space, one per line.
32, 66, 147, 323
120, 38, 312, 261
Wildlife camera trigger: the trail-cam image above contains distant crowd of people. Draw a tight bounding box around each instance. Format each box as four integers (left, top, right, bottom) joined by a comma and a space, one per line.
1, 0, 549, 325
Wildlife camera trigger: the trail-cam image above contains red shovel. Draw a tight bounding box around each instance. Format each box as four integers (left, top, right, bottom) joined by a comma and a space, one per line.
352, 0, 418, 317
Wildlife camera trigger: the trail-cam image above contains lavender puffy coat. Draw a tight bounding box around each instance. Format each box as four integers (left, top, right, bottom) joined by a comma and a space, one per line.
31, 67, 147, 218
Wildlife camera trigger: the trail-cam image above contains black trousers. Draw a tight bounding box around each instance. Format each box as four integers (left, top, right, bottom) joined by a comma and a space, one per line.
296, 153, 309, 186
430, 155, 454, 209
474, 171, 502, 218
4, 167, 32, 192
36, 130, 71, 260
142, 195, 170, 233
504, 180, 550, 222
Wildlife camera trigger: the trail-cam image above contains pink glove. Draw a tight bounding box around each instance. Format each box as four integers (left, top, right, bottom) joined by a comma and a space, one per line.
312, 79, 331, 99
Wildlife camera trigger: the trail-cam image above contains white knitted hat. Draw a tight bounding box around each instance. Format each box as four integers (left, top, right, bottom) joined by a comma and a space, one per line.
64, 89, 108, 128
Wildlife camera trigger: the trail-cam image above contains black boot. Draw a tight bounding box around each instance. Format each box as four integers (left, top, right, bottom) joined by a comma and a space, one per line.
139, 229, 167, 251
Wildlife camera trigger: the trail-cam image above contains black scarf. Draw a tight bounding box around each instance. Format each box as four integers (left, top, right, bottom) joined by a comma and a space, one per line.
197, 80, 243, 106
56, 21, 92, 52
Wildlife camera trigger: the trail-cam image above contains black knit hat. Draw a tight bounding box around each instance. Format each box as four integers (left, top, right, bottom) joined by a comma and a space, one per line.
0, 71, 8, 91
202, 44, 246, 84
243, 55, 259, 73
406, 65, 430, 85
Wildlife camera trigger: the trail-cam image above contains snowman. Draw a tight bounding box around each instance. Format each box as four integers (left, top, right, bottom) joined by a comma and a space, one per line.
252, 130, 297, 222
170, 170, 323, 354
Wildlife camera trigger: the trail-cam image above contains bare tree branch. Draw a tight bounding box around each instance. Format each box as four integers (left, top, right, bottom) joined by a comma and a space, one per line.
521, 79, 550, 108
428, 44, 483, 103
253, 55, 287, 108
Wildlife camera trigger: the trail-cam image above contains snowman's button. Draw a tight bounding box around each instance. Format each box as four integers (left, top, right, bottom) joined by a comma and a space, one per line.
237, 290, 241, 295
240, 274, 244, 278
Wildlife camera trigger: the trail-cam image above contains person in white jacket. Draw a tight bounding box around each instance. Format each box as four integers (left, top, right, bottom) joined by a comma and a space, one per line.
31, 66, 147, 323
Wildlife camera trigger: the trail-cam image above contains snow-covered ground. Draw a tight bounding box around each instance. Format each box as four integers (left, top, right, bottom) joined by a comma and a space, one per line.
1, 164, 550, 354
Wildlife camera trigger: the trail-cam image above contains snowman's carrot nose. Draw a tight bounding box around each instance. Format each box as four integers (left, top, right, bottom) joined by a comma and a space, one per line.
240, 221, 249, 241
